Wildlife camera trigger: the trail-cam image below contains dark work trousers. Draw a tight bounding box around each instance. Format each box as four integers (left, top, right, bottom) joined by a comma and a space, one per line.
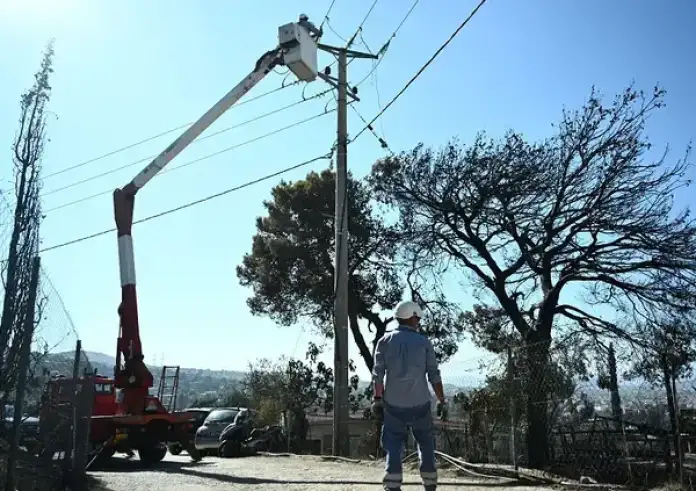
381, 401, 437, 490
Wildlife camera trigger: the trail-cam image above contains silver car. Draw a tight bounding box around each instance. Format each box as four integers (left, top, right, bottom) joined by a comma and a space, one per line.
194, 407, 244, 455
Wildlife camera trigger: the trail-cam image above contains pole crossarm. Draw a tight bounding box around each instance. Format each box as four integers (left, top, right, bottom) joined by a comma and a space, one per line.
318, 43, 379, 60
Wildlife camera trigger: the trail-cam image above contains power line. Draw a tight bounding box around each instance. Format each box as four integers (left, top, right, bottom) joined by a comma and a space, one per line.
325, 19, 350, 43
290, 327, 305, 359
346, 0, 379, 49
357, 0, 379, 31
46, 92, 354, 215
350, 105, 390, 153
43, 108, 335, 210
42, 89, 334, 198
327, 85, 389, 155
353, 0, 421, 88
41, 81, 300, 181
389, 0, 421, 41
322, 0, 381, 71
357, 30, 375, 55
39, 151, 334, 253
351, 0, 488, 143
319, 0, 339, 30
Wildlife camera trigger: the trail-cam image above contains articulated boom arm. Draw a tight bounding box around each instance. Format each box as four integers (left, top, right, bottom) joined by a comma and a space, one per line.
112, 16, 320, 407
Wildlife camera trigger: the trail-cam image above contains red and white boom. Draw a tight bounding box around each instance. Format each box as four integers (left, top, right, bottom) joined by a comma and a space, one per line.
112, 16, 320, 414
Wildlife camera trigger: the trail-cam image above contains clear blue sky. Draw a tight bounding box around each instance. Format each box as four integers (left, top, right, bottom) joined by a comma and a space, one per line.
0, 0, 694, 384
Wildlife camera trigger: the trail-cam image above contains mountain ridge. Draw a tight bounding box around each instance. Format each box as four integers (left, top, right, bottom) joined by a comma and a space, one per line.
80, 351, 247, 377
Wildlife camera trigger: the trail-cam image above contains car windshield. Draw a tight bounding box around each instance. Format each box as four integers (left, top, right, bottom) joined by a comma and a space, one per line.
206, 409, 239, 423
190, 411, 210, 422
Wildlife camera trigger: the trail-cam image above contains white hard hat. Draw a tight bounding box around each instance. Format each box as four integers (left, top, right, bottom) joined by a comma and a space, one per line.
394, 300, 423, 320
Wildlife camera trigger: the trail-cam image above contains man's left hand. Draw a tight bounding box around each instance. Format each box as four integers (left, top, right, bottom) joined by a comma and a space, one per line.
436, 400, 449, 420
371, 398, 384, 421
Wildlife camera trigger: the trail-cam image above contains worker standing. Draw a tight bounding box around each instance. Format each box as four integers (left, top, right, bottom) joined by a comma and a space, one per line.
371, 300, 447, 491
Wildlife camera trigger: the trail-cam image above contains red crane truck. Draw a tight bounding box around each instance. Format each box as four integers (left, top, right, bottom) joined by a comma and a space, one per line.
41, 14, 321, 466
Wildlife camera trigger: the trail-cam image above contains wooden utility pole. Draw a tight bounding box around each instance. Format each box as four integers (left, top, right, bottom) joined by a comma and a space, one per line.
316, 42, 377, 457
5, 256, 41, 491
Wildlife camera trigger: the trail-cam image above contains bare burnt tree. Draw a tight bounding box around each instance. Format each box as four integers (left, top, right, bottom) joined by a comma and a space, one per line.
0, 42, 54, 405
369, 85, 696, 468
625, 312, 696, 477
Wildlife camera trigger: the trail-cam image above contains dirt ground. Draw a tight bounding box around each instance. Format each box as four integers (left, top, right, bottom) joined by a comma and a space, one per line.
88, 453, 556, 491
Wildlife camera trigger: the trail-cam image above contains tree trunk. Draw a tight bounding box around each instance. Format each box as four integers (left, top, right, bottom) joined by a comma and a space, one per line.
348, 309, 373, 372
524, 336, 551, 469
662, 357, 680, 477
0, 221, 23, 378
607, 344, 623, 425
347, 281, 390, 373
372, 320, 387, 355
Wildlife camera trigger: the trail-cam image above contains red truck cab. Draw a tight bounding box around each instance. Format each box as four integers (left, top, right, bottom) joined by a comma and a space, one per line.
92, 376, 117, 416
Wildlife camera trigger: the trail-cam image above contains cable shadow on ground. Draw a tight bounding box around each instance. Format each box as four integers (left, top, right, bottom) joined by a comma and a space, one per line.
89, 457, 541, 487
89, 458, 212, 473
167, 465, 531, 487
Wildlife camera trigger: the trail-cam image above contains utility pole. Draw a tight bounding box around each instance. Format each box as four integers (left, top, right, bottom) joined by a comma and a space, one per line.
317, 42, 377, 457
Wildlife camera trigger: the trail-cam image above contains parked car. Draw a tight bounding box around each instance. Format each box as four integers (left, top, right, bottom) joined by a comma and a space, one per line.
194, 407, 247, 455
167, 407, 213, 456
2, 405, 40, 450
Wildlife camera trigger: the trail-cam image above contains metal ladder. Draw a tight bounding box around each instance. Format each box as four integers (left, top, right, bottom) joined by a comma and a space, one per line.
157, 365, 181, 413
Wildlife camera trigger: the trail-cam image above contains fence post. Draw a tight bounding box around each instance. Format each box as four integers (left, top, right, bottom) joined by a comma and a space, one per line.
672, 364, 684, 486
71, 374, 93, 490
507, 346, 518, 475
62, 340, 81, 478
71, 340, 81, 380
5, 256, 41, 491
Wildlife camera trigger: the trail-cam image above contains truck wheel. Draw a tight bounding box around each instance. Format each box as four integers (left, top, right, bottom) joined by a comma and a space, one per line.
168, 444, 182, 456
138, 444, 167, 464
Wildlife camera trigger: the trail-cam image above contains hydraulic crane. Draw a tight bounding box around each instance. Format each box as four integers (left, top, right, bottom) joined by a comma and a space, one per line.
99, 15, 320, 464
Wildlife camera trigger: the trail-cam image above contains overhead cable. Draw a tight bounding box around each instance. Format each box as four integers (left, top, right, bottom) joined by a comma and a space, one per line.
351, 0, 488, 143
39, 151, 335, 253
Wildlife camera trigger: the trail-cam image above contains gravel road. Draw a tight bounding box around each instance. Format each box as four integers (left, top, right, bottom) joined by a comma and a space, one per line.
89, 453, 551, 491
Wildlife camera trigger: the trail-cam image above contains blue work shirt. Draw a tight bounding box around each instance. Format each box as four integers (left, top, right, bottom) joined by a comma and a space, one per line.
371, 325, 442, 408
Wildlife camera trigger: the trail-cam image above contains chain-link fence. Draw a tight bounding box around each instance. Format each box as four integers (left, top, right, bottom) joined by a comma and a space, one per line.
430, 341, 696, 487
0, 265, 95, 491
294, 340, 696, 488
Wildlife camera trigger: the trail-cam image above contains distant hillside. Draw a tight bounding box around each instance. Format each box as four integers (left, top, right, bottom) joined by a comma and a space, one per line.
36, 351, 246, 408
32, 352, 566, 410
